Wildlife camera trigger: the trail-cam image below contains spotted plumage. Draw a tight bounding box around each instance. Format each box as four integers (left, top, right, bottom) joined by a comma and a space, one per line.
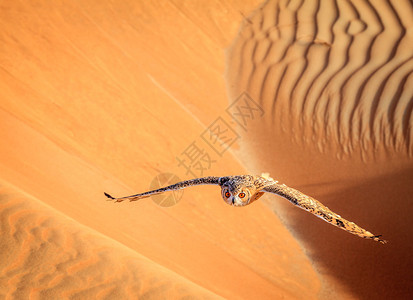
105, 174, 386, 244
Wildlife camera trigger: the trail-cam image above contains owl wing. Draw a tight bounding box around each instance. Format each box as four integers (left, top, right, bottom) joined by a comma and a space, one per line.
262, 182, 386, 244
105, 176, 221, 202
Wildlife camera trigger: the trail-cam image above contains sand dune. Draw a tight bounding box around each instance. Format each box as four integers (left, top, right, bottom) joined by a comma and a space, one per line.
227, 0, 413, 158
0, 107, 318, 298
0, 181, 220, 299
3, 0, 411, 298
0, 1, 322, 299
226, 0, 413, 299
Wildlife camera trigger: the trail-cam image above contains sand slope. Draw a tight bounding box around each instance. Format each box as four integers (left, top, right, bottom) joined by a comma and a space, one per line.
226, 0, 413, 299
0, 181, 221, 299
0, 1, 321, 299
227, 0, 413, 159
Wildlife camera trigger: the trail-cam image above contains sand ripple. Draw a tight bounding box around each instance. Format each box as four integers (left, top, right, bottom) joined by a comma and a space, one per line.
226, 0, 413, 157
0, 183, 219, 299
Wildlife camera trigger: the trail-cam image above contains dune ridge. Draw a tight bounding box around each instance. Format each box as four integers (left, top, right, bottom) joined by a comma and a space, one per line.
226, 0, 413, 299
0, 105, 320, 299
0, 1, 325, 298
0, 181, 221, 299
227, 0, 413, 159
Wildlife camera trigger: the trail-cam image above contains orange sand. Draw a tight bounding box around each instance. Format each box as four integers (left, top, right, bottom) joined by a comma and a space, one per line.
226, 0, 413, 299
0, 1, 320, 299
3, 0, 412, 299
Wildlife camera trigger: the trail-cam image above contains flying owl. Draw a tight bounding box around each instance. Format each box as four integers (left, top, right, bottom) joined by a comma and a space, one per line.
105, 174, 386, 244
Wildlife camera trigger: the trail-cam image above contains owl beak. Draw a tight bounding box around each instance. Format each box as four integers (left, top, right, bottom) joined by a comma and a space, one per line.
231, 197, 235, 205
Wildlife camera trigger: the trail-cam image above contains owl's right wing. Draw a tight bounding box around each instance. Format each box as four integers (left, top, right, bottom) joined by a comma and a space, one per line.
105, 176, 221, 202
262, 182, 386, 244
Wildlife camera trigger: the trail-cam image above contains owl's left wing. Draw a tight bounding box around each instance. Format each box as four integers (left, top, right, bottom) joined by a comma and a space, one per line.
105, 176, 221, 202
262, 182, 386, 244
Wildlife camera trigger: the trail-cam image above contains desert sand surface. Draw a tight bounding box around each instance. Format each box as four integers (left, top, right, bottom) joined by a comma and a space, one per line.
0, 1, 322, 299
0, 180, 222, 299
227, 0, 413, 299
2, 0, 412, 299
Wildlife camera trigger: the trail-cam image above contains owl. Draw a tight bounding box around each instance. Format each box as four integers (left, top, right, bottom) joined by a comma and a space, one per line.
105, 174, 386, 244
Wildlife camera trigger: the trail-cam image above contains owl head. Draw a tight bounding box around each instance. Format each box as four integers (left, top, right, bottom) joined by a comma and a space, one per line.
219, 177, 254, 206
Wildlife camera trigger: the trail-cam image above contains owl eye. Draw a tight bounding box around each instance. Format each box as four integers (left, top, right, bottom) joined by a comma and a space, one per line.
224, 191, 231, 198
238, 192, 246, 198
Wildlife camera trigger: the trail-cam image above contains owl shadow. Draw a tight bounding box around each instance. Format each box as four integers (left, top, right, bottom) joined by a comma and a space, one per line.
272, 167, 413, 299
